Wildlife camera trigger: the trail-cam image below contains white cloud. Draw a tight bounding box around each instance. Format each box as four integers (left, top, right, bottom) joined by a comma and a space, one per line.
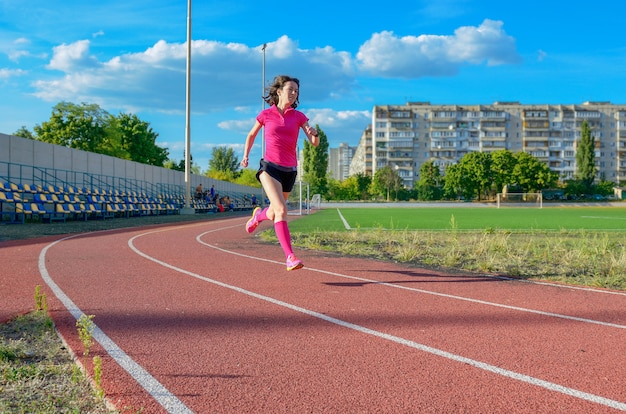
32, 22, 522, 114
356, 19, 521, 78
306, 108, 371, 144
0, 68, 26, 79
33, 35, 355, 115
4, 37, 41, 62
47, 39, 99, 72
8, 50, 29, 61
218, 118, 256, 133
306, 108, 370, 129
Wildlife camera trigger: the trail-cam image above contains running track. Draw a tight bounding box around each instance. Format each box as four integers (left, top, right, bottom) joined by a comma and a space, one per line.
1, 214, 625, 413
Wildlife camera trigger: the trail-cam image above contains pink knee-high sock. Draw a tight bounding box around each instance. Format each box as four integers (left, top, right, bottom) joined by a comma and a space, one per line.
274, 220, 294, 259
257, 207, 269, 222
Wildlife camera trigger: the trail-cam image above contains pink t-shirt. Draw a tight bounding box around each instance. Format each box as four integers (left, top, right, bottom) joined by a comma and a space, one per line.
257, 105, 308, 167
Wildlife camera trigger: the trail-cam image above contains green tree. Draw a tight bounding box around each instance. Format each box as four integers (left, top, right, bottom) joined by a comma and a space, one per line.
512, 152, 559, 192
595, 179, 615, 196
325, 177, 345, 200
576, 120, 596, 189
34, 102, 122, 156
208, 170, 235, 182
13, 126, 35, 139
302, 125, 329, 196
442, 163, 464, 200
458, 151, 493, 201
31, 102, 169, 165
116, 113, 169, 166
235, 168, 262, 188
329, 174, 372, 201
371, 166, 402, 201
165, 152, 199, 174
350, 173, 372, 200
491, 150, 517, 193
208, 146, 240, 180
416, 160, 442, 200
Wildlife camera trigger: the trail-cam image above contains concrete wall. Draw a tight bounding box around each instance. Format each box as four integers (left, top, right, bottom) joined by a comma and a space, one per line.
0, 133, 260, 199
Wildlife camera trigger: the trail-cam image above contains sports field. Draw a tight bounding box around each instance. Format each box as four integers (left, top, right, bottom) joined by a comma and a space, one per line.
290, 206, 626, 232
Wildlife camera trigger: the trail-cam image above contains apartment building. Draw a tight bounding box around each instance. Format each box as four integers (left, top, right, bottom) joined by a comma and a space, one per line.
328, 143, 357, 181
353, 101, 626, 189
349, 125, 373, 178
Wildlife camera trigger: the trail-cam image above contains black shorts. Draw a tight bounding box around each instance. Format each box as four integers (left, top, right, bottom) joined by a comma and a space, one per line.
256, 159, 298, 193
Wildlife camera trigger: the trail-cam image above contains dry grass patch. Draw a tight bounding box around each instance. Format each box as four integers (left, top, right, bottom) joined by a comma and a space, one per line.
286, 229, 626, 290
0, 311, 114, 413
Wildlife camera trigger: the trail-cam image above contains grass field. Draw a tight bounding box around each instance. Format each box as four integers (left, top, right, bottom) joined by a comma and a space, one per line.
279, 205, 626, 289
289, 206, 626, 232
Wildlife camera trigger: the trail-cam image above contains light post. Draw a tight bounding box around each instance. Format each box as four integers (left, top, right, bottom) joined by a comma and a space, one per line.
261, 43, 267, 155
260, 43, 267, 205
182, 0, 193, 212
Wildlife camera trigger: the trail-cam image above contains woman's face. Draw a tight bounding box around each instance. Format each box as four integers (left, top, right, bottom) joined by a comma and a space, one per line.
278, 81, 299, 106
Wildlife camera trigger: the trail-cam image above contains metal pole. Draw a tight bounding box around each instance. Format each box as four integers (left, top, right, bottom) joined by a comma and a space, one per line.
184, 0, 192, 210
260, 43, 267, 206
306, 182, 310, 214
298, 180, 302, 216
261, 43, 267, 155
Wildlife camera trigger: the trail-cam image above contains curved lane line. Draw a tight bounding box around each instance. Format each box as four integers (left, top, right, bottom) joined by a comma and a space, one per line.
126, 226, 626, 411
189, 226, 626, 330
38, 234, 193, 414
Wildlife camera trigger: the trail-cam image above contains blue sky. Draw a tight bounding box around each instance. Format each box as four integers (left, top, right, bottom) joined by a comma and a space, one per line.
2, 0, 625, 171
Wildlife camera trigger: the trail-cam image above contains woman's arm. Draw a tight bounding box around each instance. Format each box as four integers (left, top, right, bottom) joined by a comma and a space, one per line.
241, 120, 262, 167
303, 123, 319, 147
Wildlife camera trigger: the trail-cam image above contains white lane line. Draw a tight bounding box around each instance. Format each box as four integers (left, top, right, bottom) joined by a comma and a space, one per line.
127, 227, 626, 411
336, 208, 351, 230
188, 226, 626, 331
38, 235, 194, 414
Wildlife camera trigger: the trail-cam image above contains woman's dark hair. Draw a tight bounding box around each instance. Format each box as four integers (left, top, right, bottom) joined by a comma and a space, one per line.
263, 75, 300, 109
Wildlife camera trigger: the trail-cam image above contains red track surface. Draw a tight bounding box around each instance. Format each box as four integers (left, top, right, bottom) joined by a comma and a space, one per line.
2, 215, 626, 413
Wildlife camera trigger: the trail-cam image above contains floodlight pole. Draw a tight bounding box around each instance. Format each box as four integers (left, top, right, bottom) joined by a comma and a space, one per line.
183, 0, 192, 210
260, 43, 267, 205
261, 43, 267, 154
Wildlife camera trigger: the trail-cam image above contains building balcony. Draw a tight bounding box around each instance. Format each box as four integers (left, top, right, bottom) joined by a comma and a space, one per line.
523, 121, 550, 129
388, 155, 414, 161
430, 150, 458, 160
479, 134, 507, 141
481, 142, 507, 149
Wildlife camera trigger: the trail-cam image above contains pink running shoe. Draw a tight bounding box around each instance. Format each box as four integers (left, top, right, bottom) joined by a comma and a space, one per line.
246, 207, 262, 233
286, 254, 304, 271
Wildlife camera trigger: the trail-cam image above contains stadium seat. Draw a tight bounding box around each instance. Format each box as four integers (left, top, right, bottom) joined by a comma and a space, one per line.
1, 182, 20, 193
126, 203, 140, 217
14, 202, 53, 223
49, 194, 64, 203
43, 184, 61, 194
20, 183, 39, 193
34, 193, 53, 204
0, 191, 21, 203
80, 203, 103, 219
0, 192, 21, 223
